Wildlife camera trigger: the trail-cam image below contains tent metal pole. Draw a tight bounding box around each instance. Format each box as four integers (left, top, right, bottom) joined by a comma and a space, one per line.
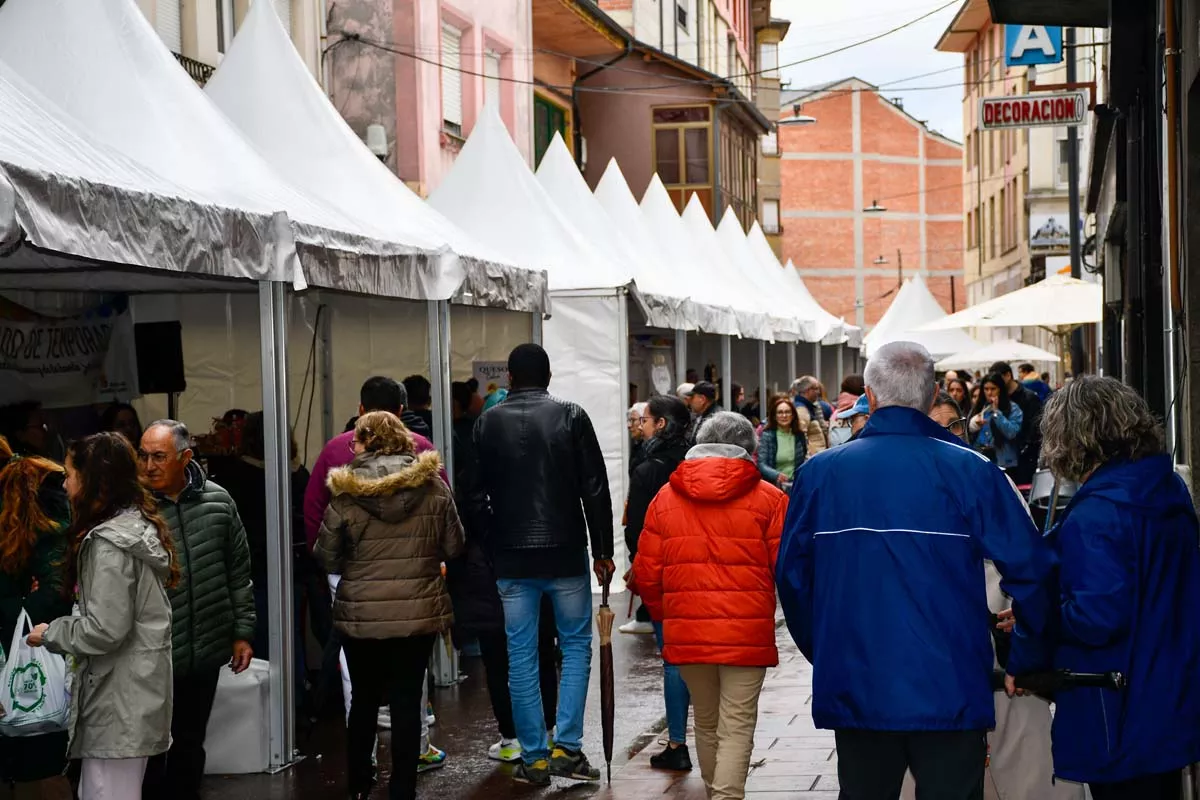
758, 340, 768, 414
721, 335, 733, 410
813, 342, 822, 385
618, 292, 631, 494
836, 342, 845, 390
258, 281, 295, 771
531, 313, 544, 346
427, 300, 454, 486
675, 329, 687, 386
319, 300, 333, 445
787, 342, 797, 385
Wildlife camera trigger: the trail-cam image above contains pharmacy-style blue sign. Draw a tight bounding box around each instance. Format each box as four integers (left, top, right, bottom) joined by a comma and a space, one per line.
1004, 25, 1063, 67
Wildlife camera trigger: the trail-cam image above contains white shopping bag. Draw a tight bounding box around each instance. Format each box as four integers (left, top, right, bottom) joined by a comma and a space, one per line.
0, 609, 69, 736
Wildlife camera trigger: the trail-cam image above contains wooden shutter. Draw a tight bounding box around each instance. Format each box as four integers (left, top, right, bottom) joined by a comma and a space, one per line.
763, 200, 780, 234
441, 24, 463, 129
156, 0, 182, 52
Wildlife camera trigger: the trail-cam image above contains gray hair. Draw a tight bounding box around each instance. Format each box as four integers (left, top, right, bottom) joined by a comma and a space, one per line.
147, 419, 191, 452
864, 342, 937, 412
696, 411, 758, 455
1041, 375, 1164, 483
792, 376, 819, 395
629, 402, 648, 416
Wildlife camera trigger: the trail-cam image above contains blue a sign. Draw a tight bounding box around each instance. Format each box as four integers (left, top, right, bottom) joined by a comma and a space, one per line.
1004, 25, 1063, 67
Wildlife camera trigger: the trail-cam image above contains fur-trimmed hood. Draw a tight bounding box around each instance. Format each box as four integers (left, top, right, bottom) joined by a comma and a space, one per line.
327, 450, 444, 523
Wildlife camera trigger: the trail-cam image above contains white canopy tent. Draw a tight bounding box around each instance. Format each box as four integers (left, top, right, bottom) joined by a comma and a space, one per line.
864, 274, 980, 359
935, 340, 1061, 371
429, 107, 633, 590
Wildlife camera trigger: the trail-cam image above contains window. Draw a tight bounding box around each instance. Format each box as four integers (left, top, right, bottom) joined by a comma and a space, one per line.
534, 95, 567, 168
999, 185, 1007, 253
967, 209, 975, 249
652, 105, 712, 212
676, 0, 688, 29
216, 0, 234, 54
762, 200, 780, 235
761, 131, 778, 156
483, 50, 502, 111
1056, 138, 1071, 186
440, 23, 464, 136
759, 43, 778, 79
156, 0, 182, 52
988, 198, 996, 260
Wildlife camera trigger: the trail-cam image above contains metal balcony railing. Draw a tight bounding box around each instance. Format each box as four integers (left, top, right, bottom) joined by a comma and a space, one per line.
173, 52, 215, 86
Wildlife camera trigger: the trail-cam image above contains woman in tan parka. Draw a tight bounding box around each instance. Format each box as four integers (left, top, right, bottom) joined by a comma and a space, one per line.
315, 411, 464, 800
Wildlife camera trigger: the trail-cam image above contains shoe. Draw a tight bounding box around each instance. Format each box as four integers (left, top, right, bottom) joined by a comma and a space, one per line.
425, 701, 436, 726
618, 619, 655, 635
513, 759, 552, 787
417, 745, 447, 772
549, 746, 600, 782
489, 737, 522, 762
377, 707, 391, 730
649, 744, 693, 771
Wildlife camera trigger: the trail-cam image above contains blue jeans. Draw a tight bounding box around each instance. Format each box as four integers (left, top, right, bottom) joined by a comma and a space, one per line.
653, 622, 691, 744
497, 574, 593, 763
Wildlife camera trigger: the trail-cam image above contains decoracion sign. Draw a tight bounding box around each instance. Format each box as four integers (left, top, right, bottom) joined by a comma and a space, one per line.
0, 302, 138, 408
979, 91, 1088, 130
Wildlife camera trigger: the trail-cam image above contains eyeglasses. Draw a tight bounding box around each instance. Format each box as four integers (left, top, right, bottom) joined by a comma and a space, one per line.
638, 416, 653, 425
943, 418, 967, 437
137, 450, 180, 466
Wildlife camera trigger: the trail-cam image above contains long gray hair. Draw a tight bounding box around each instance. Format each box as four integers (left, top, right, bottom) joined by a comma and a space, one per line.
1040, 375, 1164, 482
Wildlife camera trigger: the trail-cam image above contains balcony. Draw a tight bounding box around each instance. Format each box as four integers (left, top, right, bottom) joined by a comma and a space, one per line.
173, 52, 215, 86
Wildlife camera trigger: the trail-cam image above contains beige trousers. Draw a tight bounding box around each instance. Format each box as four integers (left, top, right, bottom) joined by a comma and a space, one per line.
679, 664, 767, 800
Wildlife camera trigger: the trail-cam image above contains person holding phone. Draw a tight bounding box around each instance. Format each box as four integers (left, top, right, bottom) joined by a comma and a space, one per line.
969, 374, 1024, 471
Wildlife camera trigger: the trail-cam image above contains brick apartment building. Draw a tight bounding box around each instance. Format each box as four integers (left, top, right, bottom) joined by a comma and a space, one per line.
779, 78, 964, 329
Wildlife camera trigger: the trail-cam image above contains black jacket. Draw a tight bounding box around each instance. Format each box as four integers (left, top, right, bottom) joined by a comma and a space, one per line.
473, 388, 613, 579
401, 410, 433, 441
1007, 384, 1044, 485
625, 436, 690, 557
685, 404, 718, 446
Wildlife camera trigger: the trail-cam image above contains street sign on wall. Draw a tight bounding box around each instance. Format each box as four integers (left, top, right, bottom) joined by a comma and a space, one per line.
979, 91, 1088, 130
1005, 25, 1063, 67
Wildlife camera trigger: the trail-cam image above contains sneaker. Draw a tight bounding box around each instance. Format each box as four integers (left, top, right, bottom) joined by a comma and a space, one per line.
549, 746, 600, 782
488, 737, 522, 763
618, 619, 655, 635
425, 702, 436, 726
417, 745, 447, 773
513, 759, 551, 787
649, 744, 693, 771
377, 708, 390, 731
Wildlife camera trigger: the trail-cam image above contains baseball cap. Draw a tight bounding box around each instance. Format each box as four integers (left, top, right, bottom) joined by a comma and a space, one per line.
688, 381, 717, 401
837, 394, 870, 420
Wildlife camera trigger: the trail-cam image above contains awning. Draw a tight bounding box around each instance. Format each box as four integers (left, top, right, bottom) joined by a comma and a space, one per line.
985, 0, 1108, 27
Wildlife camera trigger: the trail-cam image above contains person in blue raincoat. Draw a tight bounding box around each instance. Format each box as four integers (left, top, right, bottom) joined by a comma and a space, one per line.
1037, 376, 1200, 800
776, 341, 1056, 800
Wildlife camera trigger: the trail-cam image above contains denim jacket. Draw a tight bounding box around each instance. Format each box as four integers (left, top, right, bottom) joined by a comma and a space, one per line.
973, 405, 1024, 468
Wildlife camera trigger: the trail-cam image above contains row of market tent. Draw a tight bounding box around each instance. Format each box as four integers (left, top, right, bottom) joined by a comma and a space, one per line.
0, 0, 863, 773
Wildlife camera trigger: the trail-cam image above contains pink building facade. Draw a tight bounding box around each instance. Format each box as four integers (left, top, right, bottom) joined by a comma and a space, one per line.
328, 0, 533, 195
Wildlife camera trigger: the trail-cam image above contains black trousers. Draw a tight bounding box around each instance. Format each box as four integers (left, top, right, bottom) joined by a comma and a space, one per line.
835, 729, 987, 800
1090, 771, 1183, 800
343, 634, 437, 800
477, 611, 557, 740
142, 668, 221, 800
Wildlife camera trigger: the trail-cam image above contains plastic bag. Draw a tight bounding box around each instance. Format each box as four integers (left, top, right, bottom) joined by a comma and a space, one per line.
0, 609, 69, 736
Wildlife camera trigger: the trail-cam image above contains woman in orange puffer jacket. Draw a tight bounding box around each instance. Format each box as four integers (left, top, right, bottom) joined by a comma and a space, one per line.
634, 411, 787, 800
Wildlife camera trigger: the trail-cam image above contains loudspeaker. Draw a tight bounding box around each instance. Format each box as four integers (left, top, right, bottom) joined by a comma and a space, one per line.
134, 321, 185, 395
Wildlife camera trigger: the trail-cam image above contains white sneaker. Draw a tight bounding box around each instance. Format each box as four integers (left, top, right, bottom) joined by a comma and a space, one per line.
619, 619, 654, 635
377, 708, 391, 730
488, 737, 522, 762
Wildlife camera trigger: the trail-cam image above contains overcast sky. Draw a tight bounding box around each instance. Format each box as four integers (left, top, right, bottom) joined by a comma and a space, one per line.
770, 0, 966, 141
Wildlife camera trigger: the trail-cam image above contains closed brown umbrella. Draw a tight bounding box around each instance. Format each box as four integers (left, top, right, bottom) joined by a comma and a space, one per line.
597, 580, 616, 782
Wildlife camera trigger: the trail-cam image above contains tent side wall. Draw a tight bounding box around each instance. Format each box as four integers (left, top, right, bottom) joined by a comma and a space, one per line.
543, 292, 628, 591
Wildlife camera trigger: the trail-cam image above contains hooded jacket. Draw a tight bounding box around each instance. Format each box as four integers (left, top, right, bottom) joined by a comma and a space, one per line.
315, 450, 465, 640
634, 444, 787, 667
155, 462, 256, 676
1047, 455, 1200, 784
776, 406, 1056, 733
624, 434, 690, 558
44, 508, 173, 759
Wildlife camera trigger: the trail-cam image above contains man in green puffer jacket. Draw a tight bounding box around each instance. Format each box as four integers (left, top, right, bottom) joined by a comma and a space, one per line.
138, 420, 256, 800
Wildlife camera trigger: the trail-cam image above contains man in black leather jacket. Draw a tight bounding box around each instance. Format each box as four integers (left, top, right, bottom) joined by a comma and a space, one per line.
474, 344, 614, 787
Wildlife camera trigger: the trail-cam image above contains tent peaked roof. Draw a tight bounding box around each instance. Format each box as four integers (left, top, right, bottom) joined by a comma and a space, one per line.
639, 176, 737, 335
715, 210, 809, 342
865, 273, 978, 358
429, 106, 627, 292
537, 142, 689, 328
0, 58, 294, 289
204, 0, 543, 309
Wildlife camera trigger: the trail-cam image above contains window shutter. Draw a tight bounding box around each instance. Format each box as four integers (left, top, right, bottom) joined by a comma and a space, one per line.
484, 51, 502, 110
761, 131, 777, 156
156, 0, 182, 52
763, 200, 780, 234
274, 0, 291, 35
760, 42, 779, 78
441, 24, 463, 129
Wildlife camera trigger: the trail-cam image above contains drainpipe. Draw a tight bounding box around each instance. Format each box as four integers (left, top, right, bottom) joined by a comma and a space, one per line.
572, 40, 633, 169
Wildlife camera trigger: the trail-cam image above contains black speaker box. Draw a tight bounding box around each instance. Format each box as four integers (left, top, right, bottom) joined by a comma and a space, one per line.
134, 321, 186, 395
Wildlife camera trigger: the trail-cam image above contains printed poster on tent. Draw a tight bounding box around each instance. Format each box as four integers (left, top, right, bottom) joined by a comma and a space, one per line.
472, 362, 508, 398
0, 300, 139, 408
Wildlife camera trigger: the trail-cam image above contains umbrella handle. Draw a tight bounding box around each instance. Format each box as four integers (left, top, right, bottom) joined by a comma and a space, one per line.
602, 583, 609, 607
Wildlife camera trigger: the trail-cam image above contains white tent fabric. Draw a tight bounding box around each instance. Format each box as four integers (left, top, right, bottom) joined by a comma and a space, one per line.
593, 159, 707, 331
935, 339, 1060, 370
0, 59, 294, 288
204, 0, 546, 312
640, 176, 738, 336
918, 274, 1102, 333
783, 259, 863, 348
714, 210, 809, 342
679, 196, 774, 342
0, 0, 462, 297
864, 274, 979, 359
537, 140, 689, 329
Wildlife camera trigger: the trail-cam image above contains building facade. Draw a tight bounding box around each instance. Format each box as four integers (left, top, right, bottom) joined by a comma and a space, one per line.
777, 79, 964, 329
755, 14, 789, 258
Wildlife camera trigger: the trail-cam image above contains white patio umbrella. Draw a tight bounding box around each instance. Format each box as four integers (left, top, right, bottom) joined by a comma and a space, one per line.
918, 274, 1101, 332
935, 339, 1061, 371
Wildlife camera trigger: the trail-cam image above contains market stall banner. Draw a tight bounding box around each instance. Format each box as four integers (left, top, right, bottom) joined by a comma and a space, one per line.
472, 361, 508, 397
0, 305, 138, 408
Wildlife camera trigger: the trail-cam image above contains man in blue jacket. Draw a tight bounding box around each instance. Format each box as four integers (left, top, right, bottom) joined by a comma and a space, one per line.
777, 341, 1057, 799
